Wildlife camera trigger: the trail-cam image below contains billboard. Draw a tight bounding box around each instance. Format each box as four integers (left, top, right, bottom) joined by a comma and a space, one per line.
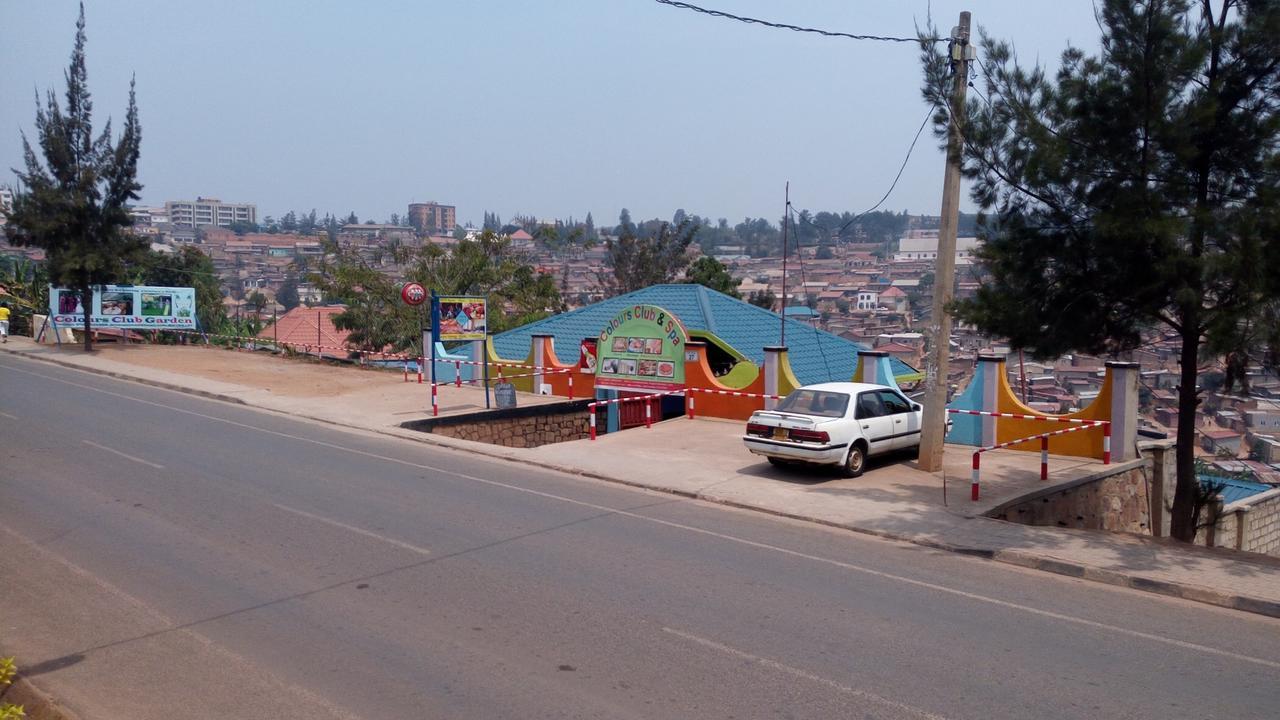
595, 304, 687, 392
437, 296, 487, 341
50, 285, 197, 330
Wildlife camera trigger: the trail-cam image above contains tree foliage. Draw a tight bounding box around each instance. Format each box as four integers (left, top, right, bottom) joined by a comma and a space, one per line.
311, 229, 562, 355
922, 0, 1280, 542
4, 4, 145, 351
683, 256, 742, 298
600, 214, 698, 296
131, 246, 224, 333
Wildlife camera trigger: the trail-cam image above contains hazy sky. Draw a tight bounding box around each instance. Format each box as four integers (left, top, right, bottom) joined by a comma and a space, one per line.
1, 1, 1102, 227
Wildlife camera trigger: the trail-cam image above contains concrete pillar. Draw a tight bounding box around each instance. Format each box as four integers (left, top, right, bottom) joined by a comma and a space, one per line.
763, 345, 786, 410
532, 333, 553, 393
856, 350, 888, 385
1142, 438, 1175, 537
978, 354, 1006, 447
1106, 361, 1140, 462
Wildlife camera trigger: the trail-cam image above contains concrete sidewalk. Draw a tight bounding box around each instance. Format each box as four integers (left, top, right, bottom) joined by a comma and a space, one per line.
5, 338, 1278, 618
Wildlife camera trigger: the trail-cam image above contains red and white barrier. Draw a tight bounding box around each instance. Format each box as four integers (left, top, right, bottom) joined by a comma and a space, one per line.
684, 387, 782, 420
587, 390, 682, 440
970, 422, 1103, 501
948, 408, 1112, 465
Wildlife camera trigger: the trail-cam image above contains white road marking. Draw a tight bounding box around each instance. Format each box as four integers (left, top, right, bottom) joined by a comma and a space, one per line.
0, 411, 18, 420
663, 627, 948, 720
271, 503, 431, 556
10, 361, 1280, 671
83, 439, 165, 469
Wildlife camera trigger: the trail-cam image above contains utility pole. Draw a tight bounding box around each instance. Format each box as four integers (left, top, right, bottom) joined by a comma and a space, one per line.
918, 11, 971, 473
780, 181, 789, 346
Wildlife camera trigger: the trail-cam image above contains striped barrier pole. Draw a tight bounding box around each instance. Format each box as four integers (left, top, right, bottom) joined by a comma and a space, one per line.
404, 361, 410, 383
1103, 424, 1112, 464
1040, 436, 1049, 481
431, 382, 438, 417
971, 452, 981, 501
687, 393, 696, 420
417, 359, 424, 384
589, 404, 597, 440
455, 361, 462, 387
645, 398, 653, 429
568, 373, 574, 400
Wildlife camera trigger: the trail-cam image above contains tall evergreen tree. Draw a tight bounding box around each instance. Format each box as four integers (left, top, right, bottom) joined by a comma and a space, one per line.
5, 4, 144, 351
922, 0, 1280, 542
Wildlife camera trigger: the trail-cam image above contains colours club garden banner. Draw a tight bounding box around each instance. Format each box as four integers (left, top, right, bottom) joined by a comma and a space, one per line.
50, 285, 198, 329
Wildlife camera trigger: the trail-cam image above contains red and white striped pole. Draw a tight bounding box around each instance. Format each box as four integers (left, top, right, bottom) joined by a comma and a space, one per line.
971, 452, 981, 501
403, 361, 410, 383
1103, 423, 1112, 464
687, 391, 696, 419
417, 358, 423, 384
455, 361, 462, 387
431, 382, 438, 416
645, 397, 653, 429
589, 405, 597, 440
567, 373, 574, 400
1040, 436, 1049, 481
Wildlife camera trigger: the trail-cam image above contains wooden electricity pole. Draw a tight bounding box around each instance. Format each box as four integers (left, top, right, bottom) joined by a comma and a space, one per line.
918, 11, 971, 473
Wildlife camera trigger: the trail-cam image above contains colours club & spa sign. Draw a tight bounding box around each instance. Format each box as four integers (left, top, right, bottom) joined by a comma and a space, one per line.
595, 305, 687, 392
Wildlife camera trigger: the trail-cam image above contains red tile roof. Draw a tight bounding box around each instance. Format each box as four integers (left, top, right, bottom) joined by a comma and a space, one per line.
259, 305, 350, 355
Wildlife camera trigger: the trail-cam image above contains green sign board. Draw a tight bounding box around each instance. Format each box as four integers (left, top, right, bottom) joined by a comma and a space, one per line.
595, 304, 687, 392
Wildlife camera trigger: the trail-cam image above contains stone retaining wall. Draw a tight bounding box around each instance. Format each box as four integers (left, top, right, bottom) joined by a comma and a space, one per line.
401, 400, 591, 448
990, 465, 1151, 535
1197, 488, 1280, 556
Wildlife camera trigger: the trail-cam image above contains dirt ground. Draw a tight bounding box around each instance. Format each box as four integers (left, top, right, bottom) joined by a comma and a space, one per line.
78, 343, 403, 397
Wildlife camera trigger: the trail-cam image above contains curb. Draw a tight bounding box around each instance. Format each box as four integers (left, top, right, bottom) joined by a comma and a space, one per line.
1, 674, 81, 720
5, 346, 1278, 620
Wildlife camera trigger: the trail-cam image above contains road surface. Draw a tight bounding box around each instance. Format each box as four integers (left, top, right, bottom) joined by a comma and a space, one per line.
1, 352, 1277, 719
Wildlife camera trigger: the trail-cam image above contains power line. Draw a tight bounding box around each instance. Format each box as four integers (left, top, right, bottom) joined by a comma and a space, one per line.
652, 0, 940, 43
793, 105, 936, 243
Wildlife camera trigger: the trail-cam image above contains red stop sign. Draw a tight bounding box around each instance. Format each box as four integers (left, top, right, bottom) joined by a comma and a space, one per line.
401, 282, 427, 306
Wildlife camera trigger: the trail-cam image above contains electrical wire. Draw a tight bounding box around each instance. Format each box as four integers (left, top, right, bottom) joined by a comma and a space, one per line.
652, 0, 940, 43
785, 204, 835, 382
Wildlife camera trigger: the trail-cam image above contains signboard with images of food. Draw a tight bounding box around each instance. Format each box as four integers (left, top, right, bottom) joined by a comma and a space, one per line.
437, 296, 487, 341
595, 304, 687, 392
49, 285, 198, 329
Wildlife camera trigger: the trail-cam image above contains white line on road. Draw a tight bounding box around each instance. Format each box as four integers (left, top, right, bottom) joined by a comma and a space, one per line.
83, 440, 165, 469
663, 627, 949, 719
271, 503, 431, 556
0, 411, 18, 420
12, 361, 1280, 671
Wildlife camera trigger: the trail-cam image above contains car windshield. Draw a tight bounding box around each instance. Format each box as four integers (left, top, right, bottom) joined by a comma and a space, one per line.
775, 389, 849, 418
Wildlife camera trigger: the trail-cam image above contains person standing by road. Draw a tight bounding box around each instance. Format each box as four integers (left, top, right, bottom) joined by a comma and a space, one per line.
0, 303, 10, 342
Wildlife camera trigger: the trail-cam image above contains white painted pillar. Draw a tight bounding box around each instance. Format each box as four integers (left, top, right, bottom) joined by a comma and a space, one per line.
763, 345, 786, 410
978, 354, 1006, 448
532, 333, 553, 393
1106, 361, 1139, 462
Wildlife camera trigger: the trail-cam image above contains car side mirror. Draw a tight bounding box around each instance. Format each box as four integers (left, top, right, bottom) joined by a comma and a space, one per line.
911, 403, 921, 411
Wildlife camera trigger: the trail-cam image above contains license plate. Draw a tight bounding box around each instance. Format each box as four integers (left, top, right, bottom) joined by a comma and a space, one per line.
773, 428, 788, 440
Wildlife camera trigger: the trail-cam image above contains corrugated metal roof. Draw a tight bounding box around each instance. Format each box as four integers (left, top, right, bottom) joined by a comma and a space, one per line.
493, 284, 918, 385
1201, 476, 1271, 505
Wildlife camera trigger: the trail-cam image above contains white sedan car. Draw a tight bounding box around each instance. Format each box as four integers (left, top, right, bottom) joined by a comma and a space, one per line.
743, 382, 927, 477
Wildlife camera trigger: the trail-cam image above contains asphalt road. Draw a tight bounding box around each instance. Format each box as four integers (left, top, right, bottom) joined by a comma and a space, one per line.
1, 352, 1278, 719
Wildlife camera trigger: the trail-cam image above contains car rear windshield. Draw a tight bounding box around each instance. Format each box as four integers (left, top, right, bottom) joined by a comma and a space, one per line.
775, 390, 849, 418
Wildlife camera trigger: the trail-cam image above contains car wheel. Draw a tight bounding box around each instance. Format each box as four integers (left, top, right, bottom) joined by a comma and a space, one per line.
840, 443, 866, 478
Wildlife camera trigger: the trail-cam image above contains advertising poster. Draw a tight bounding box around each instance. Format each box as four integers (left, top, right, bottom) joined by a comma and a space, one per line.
49, 285, 197, 329
595, 304, 687, 392
437, 296, 487, 340
578, 338, 597, 374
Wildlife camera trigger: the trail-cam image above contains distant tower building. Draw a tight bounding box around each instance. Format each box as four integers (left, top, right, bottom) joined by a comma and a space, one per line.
407, 202, 456, 234
165, 197, 257, 228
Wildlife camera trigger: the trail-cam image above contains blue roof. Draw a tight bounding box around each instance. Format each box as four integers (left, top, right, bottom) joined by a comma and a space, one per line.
1201, 476, 1272, 505
783, 306, 819, 318
494, 284, 918, 386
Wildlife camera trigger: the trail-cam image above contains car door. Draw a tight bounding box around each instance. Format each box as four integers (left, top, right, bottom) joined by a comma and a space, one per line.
854, 391, 896, 455
877, 389, 919, 450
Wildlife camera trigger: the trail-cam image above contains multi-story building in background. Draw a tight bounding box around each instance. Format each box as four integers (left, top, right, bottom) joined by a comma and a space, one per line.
166, 197, 257, 228
407, 202, 456, 234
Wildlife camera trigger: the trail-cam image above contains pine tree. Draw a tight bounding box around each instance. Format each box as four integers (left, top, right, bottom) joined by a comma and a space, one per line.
923, 0, 1280, 542
5, 3, 145, 351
